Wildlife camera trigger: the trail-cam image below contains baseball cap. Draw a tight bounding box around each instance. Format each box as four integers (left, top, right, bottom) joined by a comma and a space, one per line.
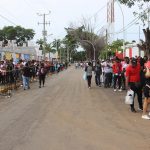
131, 58, 137, 64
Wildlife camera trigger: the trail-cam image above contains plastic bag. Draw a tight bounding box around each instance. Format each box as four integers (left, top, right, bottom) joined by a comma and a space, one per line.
125, 89, 134, 104
83, 72, 87, 80
145, 67, 150, 78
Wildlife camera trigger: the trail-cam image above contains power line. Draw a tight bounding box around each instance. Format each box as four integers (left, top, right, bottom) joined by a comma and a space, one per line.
23, 0, 40, 13
0, 6, 24, 26
89, 4, 107, 21
0, 14, 17, 26
112, 7, 149, 35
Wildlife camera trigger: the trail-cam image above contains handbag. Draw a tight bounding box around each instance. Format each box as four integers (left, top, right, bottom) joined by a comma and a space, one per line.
83, 72, 87, 80
125, 89, 134, 104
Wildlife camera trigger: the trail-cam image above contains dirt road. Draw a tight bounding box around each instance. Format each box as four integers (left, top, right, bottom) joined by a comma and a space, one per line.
0, 67, 149, 150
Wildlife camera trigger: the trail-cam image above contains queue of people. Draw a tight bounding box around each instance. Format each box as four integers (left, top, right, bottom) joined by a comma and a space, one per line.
0, 59, 67, 92
84, 56, 150, 120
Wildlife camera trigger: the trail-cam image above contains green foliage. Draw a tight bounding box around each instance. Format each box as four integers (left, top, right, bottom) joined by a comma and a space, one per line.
118, 0, 150, 8
108, 39, 123, 52
45, 43, 56, 54
72, 51, 86, 61
118, 0, 150, 25
36, 39, 44, 50
65, 26, 106, 60
0, 26, 35, 46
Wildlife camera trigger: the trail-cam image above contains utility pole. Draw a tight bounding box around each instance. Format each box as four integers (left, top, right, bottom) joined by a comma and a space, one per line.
37, 11, 51, 59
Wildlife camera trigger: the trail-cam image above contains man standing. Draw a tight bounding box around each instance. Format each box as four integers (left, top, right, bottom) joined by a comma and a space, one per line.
85, 62, 93, 89
22, 62, 31, 90
126, 58, 143, 113
38, 63, 47, 88
102, 59, 112, 88
94, 61, 102, 87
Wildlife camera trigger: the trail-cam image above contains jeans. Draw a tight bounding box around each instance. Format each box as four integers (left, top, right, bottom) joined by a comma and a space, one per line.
113, 74, 121, 89
95, 74, 101, 86
104, 72, 112, 88
87, 75, 92, 87
22, 75, 30, 89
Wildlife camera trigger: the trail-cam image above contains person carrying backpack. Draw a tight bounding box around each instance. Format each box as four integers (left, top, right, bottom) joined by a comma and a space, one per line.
38, 63, 47, 88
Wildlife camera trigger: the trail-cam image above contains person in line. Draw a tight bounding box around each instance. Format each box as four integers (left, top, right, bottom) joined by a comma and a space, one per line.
22, 62, 31, 90
112, 57, 122, 92
38, 63, 47, 88
121, 57, 130, 90
126, 58, 143, 113
85, 62, 93, 89
142, 60, 150, 119
94, 61, 102, 87
102, 59, 112, 88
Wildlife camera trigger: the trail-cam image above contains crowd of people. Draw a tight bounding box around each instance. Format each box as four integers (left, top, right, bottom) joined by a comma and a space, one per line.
0, 59, 67, 92
83, 56, 150, 120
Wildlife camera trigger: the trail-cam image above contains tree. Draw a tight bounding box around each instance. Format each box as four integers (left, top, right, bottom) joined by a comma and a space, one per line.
118, 0, 150, 55
65, 26, 106, 61
118, 0, 150, 8
36, 39, 44, 50
45, 43, 56, 60
108, 39, 123, 52
62, 35, 78, 62
72, 51, 86, 61
0, 26, 35, 47
3, 26, 17, 41
0, 29, 4, 41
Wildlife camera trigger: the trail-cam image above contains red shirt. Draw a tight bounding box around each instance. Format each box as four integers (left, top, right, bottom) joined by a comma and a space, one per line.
126, 64, 141, 82
112, 62, 122, 74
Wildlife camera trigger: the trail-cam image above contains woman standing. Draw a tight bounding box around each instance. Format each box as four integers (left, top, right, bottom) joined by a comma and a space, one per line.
85, 62, 93, 89
142, 61, 150, 119
38, 63, 47, 88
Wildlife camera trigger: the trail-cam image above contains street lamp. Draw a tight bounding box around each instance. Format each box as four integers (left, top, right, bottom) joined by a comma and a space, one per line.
80, 40, 96, 62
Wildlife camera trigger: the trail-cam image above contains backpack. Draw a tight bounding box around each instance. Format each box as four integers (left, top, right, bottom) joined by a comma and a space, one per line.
40, 67, 46, 75
95, 65, 101, 73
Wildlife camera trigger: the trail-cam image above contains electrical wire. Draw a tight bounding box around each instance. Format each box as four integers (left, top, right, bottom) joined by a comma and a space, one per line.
89, 4, 107, 21
111, 7, 149, 35
0, 14, 17, 26
0, 6, 24, 26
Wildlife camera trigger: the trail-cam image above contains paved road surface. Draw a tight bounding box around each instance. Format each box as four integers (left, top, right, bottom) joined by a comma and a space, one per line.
0, 66, 150, 150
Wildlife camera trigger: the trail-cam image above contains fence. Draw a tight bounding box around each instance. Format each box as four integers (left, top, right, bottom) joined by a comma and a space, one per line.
0, 63, 67, 98
0, 69, 22, 98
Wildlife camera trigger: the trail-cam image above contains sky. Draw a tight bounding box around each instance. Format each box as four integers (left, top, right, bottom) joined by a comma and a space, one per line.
0, 0, 147, 44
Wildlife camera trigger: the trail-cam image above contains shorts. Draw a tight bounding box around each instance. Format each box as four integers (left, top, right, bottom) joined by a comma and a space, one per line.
144, 85, 150, 98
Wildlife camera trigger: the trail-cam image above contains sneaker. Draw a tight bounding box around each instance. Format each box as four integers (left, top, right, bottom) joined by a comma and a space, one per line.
131, 108, 136, 113
88, 86, 91, 89
138, 108, 143, 112
118, 89, 122, 92
142, 115, 150, 120
114, 89, 117, 92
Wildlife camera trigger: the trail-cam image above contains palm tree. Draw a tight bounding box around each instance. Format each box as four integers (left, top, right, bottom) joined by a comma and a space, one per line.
45, 43, 56, 60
